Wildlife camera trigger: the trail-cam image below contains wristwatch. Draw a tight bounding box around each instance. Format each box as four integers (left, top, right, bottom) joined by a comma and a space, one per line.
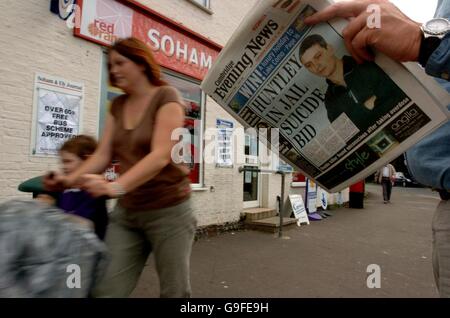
422, 18, 450, 38
419, 18, 450, 68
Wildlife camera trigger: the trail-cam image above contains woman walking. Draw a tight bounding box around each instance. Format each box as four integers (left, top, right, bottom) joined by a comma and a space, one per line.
45, 37, 196, 298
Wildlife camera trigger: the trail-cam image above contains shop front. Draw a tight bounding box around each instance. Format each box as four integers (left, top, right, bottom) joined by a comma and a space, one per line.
74, 0, 220, 189
1, 0, 348, 228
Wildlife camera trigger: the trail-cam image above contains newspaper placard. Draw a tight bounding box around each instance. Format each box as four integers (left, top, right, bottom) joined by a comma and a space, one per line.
32, 73, 83, 156
289, 194, 310, 226
319, 187, 328, 210
201, 0, 450, 192
305, 178, 317, 214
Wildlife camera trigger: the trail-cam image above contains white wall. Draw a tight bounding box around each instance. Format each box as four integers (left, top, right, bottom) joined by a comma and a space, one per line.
0, 0, 102, 201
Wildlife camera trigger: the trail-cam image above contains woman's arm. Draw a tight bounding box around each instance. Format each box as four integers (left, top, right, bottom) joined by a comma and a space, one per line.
82, 102, 185, 197
68, 114, 116, 184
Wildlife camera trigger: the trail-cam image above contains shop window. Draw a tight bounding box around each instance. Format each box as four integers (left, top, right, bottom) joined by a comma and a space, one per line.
99, 53, 204, 187
163, 71, 204, 186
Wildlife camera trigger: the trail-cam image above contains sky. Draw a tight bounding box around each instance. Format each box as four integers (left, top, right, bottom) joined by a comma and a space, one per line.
389, 0, 437, 22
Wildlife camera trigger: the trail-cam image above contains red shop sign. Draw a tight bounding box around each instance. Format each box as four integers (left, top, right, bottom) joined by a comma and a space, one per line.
75, 0, 221, 80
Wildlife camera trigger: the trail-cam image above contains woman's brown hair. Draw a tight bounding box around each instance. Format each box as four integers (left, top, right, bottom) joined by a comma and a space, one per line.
108, 37, 167, 87
59, 135, 97, 160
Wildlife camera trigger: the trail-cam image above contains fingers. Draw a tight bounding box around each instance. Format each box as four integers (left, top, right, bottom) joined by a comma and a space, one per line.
341, 13, 375, 63
46, 171, 55, 179
304, 1, 370, 25
42, 177, 54, 191
44, 171, 57, 183
80, 174, 107, 197
351, 29, 375, 63
342, 14, 370, 64
43, 171, 65, 191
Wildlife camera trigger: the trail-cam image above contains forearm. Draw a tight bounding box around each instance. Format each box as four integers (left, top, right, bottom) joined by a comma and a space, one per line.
115, 151, 170, 193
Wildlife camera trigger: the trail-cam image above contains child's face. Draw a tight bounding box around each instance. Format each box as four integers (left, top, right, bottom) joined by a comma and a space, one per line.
60, 151, 83, 175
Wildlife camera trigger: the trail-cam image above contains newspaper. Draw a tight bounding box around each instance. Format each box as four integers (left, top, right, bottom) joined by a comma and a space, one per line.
201, 0, 450, 193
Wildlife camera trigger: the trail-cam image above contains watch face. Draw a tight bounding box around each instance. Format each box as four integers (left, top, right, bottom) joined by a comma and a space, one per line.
425, 18, 450, 34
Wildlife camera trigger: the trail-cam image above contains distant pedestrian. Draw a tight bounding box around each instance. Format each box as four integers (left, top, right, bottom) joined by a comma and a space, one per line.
376, 164, 396, 204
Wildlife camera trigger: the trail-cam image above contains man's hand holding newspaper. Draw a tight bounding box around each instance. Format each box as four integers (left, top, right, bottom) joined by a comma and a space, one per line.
304, 0, 423, 63
201, 0, 449, 193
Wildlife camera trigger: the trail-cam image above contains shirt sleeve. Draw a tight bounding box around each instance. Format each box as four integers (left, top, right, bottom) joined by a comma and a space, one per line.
406, 2, 450, 191
425, 33, 450, 81
406, 121, 450, 190
158, 86, 185, 108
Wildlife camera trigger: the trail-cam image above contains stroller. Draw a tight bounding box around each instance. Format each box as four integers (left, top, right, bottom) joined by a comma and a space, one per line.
0, 199, 109, 297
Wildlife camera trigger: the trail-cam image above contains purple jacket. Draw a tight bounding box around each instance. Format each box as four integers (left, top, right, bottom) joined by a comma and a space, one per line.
57, 189, 108, 240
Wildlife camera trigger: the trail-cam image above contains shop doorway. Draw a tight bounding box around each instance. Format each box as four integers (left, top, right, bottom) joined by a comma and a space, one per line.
243, 133, 261, 208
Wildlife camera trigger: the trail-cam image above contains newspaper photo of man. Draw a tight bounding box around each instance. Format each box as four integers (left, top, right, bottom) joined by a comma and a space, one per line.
299, 34, 408, 132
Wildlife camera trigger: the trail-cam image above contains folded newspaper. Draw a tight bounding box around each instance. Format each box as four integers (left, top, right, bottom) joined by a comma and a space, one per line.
201, 0, 450, 192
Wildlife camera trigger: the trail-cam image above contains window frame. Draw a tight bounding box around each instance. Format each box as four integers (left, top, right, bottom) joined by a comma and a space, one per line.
186, 0, 213, 14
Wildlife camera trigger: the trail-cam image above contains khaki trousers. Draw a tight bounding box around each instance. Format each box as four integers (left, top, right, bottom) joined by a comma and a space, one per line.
92, 199, 197, 298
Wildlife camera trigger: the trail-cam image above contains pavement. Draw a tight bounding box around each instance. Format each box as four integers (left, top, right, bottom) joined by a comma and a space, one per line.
132, 184, 441, 298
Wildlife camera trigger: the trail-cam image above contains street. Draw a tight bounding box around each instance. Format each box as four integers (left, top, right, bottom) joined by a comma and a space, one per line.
132, 184, 441, 298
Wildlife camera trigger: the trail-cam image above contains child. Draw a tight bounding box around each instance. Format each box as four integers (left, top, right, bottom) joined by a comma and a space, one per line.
44, 135, 108, 240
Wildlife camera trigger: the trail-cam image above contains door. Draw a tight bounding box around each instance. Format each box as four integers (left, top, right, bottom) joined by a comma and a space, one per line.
243, 133, 261, 208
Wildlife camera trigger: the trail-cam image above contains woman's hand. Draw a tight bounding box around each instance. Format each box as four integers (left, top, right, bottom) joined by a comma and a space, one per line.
43, 171, 70, 192
80, 174, 116, 198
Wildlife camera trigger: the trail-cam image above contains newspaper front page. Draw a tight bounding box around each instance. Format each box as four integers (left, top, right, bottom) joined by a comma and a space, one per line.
201, 0, 450, 192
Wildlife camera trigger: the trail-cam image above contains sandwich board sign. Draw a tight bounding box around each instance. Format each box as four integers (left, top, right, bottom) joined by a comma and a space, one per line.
305, 178, 318, 213
289, 194, 310, 226
319, 187, 328, 210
